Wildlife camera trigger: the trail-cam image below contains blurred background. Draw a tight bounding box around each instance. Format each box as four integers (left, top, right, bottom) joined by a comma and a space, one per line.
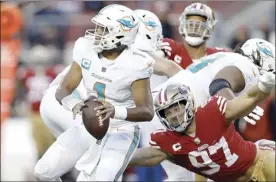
1, 1, 275, 181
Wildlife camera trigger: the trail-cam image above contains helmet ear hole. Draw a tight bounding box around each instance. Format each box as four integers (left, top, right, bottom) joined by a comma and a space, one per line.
146, 34, 151, 39
116, 36, 124, 39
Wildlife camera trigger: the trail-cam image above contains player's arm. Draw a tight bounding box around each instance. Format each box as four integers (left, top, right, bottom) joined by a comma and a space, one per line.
128, 147, 169, 167
55, 37, 85, 116
55, 62, 82, 104
223, 71, 275, 122
149, 52, 182, 77
127, 78, 154, 121
209, 66, 245, 100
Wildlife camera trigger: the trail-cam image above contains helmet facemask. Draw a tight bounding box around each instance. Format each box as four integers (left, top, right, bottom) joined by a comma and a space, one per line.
180, 14, 214, 47
179, 2, 217, 47
156, 96, 194, 133
85, 19, 124, 52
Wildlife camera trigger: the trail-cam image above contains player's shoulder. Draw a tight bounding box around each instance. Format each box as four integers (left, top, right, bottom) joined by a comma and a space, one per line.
199, 95, 227, 115
150, 129, 170, 147
126, 47, 155, 70
73, 37, 89, 51
73, 37, 94, 55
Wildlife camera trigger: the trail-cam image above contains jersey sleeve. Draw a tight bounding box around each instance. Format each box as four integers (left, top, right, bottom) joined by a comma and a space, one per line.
200, 96, 229, 129
131, 51, 155, 81
206, 96, 228, 117
149, 129, 168, 149
73, 37, 87, 66
149, 129, 175, 154
162, 38, 178, 60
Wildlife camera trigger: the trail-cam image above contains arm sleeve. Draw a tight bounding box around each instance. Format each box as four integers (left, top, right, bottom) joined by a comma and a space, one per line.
73, 37, 86, 66
204, 96, 229, 124
162, 38, 178, 60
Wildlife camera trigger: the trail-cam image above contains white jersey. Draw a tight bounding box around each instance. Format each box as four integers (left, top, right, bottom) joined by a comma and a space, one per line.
73, 37, 154, 126
186, 52, 260, 98
46, 65, 88, 100
152, 70, 208, 108
153, 52, 260, 108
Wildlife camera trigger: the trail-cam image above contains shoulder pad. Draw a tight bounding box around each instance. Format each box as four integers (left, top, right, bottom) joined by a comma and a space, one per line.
73, 37, 94, 63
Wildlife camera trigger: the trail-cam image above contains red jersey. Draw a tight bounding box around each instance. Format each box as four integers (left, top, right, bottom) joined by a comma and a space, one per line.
163, 38, 229, 69
18, 65, 63, 112
150, 96, 257, 181
242, 98, 273, 142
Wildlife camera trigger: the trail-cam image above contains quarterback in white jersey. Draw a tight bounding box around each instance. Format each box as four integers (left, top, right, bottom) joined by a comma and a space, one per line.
35, 4, 154, 182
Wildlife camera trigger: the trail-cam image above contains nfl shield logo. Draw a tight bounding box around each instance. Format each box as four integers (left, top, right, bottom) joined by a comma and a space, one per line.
101, 67, 106, 72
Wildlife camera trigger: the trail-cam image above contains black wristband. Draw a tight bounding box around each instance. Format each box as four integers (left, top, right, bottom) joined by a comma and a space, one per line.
209, 78, 232, 96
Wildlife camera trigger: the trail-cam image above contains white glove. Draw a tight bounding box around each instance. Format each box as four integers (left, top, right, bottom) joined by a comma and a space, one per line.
243, 105, 264, 125
159, 42, 172, 57
258, 70, 275, 93
72, 102, 85, 119
61, 95, 84, 119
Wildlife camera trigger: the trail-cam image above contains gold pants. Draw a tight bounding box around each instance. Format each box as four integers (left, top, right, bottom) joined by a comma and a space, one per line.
248, 148, 275, 182
31, 112, 55, 160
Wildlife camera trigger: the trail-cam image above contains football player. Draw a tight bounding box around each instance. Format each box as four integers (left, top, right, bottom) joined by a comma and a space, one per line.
153, 4, 229, 180
35, 8, 168, 182
129, 73, 275, 182
160, 2, 228, 69
35, 5, 154, 181
147, 38, 275, 181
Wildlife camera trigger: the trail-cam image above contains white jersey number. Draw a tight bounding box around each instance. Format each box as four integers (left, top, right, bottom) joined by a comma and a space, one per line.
188, 136, 239, 175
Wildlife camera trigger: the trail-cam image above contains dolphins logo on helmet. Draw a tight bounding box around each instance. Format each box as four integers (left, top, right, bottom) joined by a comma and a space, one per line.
143, 19, 158, 31
256, 42, 274, 58
117, 16, 137, 31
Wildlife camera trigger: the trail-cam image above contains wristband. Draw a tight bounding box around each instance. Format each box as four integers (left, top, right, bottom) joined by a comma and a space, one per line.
114, 106, 128, 120
61, 95, 83, 111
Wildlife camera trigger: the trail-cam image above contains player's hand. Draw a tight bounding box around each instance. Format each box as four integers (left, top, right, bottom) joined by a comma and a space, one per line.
72, 102, 85, 120
258, 70, 275, 93
94, 99, 115, 122
159, 42, 172, 57
243, 106, 264, 125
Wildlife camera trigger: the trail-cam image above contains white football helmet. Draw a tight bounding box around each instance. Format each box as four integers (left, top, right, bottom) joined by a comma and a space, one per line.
85, 4, 140, 52
239, 38, 275, 72
154, 83, 195, 132
179, 3, 217, 46
132, 9, 163, 52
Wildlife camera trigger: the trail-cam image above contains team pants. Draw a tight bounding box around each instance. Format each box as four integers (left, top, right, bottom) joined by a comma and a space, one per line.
76, 125, 140, 181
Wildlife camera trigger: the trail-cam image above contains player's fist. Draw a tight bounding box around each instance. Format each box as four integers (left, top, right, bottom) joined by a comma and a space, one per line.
159, 42, 172, 57
243, 105, 264, 125
72, 102, 85, 119
258, 70, 275, 93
